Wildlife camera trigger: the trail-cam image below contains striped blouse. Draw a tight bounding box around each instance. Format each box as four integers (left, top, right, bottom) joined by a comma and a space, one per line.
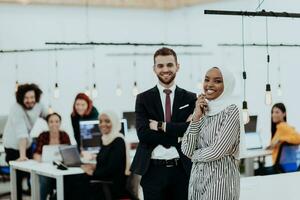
181, 104, 240, 200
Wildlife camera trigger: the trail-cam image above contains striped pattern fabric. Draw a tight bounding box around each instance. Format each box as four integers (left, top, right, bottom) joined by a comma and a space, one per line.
181, 104, 240, 200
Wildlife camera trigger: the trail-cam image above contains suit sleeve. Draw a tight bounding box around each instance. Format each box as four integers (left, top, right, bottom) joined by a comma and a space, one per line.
135, 94, 177, 146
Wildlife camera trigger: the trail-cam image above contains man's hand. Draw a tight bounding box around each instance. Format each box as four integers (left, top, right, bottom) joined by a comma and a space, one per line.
81, 164, 96, 175
149, 119, 158, 131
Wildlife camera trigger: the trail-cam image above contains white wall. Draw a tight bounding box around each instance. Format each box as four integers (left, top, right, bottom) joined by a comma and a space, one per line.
0, 0, 300, 145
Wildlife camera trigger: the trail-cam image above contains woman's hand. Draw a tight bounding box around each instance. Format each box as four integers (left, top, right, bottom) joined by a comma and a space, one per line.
17, 155, 28, 161
81, 164, 96, 175
193, 94, 208, 121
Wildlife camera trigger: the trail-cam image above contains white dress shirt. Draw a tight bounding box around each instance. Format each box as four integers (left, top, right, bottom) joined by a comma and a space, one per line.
151, 83, 180, 160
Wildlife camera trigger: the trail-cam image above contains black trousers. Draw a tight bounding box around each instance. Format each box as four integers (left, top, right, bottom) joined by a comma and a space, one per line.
5, 148, 32, 200
140, 161, 189, 200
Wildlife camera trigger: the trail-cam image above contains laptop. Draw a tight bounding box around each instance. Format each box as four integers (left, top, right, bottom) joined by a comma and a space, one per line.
79, 120, 102, 153
244, 116, 263, 150
42, 145, 65, 163
59, 145, 83, 167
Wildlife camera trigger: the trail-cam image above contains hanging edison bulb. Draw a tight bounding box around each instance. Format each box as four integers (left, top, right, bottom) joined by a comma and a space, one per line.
48, 105, 54, 114
116, 84, 122, 96
91, 83, 98, 99
277, 84, 282, 97
242, 101, 250, 124
265, 84, 272, 105
54, 83, 60, 99
132, 81, 139, 97
197, 79, 203, 91
15, 81, 19, 92
85, 86, 91, 97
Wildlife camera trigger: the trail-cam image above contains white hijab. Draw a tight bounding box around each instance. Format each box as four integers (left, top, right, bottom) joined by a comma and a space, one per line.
203, 67, 246, 158
100, 111, 131, 175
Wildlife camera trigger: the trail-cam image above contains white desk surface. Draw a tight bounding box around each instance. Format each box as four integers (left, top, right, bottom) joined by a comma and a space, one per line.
240, 149, 272, 159
241, 172, 300, 200
9, 160, 84, 176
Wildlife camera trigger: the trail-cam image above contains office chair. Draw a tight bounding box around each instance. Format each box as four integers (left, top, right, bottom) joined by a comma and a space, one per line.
89, 175, 139, 200
275, 143, 300, 173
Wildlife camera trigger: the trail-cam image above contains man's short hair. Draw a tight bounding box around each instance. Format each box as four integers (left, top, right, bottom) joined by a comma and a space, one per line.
153, 47, 178, 64
16, 83, 43, 107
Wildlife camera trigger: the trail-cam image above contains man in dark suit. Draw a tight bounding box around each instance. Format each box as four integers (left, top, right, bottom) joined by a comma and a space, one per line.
131, 47, 196, 200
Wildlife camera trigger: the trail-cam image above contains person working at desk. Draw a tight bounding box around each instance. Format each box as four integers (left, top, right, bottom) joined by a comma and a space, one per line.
66, 111, 130, 200
33, 112, 71, 200
71, 93, 99, 151
260, 103, 300, 175
3, 83, 47, 199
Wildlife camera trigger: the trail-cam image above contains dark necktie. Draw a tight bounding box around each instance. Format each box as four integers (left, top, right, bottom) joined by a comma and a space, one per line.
163, 89, 172, 122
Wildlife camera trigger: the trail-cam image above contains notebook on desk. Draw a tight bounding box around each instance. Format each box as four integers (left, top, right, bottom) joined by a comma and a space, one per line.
244, 116, 263, 150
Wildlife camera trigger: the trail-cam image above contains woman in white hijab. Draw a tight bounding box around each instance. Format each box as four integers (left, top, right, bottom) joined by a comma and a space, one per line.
181, 67, 243, 200
81, 110, 130, 199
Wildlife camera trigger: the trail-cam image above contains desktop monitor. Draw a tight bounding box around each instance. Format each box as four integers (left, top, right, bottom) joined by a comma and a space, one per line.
79, 119, 128, 152
122, 112, 136, 129
244, 115, 262, 150
79, 120, 101, 152
120, 119, 128, 136
0, 115, 8, 138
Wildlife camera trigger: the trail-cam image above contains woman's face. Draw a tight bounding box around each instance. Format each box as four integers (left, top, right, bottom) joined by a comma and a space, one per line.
203, 68, 224, 100
75, 99, 88, 116
99, 114, 112, 135
48, 115, 61, 132
272, 107, 286, 124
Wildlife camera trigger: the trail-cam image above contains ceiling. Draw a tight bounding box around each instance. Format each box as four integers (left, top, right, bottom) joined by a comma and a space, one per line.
0, 0, 223, 9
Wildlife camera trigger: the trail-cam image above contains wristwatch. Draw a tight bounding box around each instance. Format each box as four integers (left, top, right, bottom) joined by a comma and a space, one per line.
157, 121, 163, 131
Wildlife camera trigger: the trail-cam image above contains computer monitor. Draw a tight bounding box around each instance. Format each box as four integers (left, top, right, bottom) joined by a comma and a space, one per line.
79, 120, 101, 152
80, 119, 128, 152
244, 115, 262, 150
0, 115, 8, 138
120, 119, 128, 136
122, 112, 136, 129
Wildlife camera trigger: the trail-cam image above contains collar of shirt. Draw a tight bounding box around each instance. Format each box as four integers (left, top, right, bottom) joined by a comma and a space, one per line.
157, 83, 176, 95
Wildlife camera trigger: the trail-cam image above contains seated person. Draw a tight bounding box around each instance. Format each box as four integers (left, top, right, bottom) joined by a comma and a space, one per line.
65, 111, 130, 200
33, 113, 71, 200
257, 103, 300, 175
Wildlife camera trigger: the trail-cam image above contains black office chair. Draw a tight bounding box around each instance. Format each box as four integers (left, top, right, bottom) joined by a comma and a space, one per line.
89, 175, 139, 200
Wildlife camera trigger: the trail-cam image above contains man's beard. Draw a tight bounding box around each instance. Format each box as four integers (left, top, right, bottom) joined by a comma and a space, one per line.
157, 73, 176, 85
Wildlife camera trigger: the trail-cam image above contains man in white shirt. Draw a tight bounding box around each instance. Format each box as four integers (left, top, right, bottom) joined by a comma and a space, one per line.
131, 47, 196, 200
3, 83, 47, 199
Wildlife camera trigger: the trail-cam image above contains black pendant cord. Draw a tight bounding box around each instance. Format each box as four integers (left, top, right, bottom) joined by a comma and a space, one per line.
242, 16, 247, 102
265, 17, 270, 85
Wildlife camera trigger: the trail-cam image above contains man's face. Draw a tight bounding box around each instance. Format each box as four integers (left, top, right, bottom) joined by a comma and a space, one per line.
153, 55, 179, 87
23, 90, 36, 110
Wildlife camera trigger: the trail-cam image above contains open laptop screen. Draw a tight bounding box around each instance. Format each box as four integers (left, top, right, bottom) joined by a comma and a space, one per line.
244, 116, 262, 150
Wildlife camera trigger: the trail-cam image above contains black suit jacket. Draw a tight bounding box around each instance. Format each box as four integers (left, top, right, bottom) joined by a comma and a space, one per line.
131, 86, 196, 176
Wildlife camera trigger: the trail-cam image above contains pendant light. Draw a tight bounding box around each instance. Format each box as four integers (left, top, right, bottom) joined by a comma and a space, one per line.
241, 16, 250, 124
264, 17, 272, 105
91, 62, 98, 99
15, 64, 19, 92
277, 48, 283, 97
132, 60, 139, 97
53, 59, 60, 99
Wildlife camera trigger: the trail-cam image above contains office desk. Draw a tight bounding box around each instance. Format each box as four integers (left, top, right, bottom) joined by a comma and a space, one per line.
9, 160, 84, 200
240, 149, 272, 176
241, 171, 300, 200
